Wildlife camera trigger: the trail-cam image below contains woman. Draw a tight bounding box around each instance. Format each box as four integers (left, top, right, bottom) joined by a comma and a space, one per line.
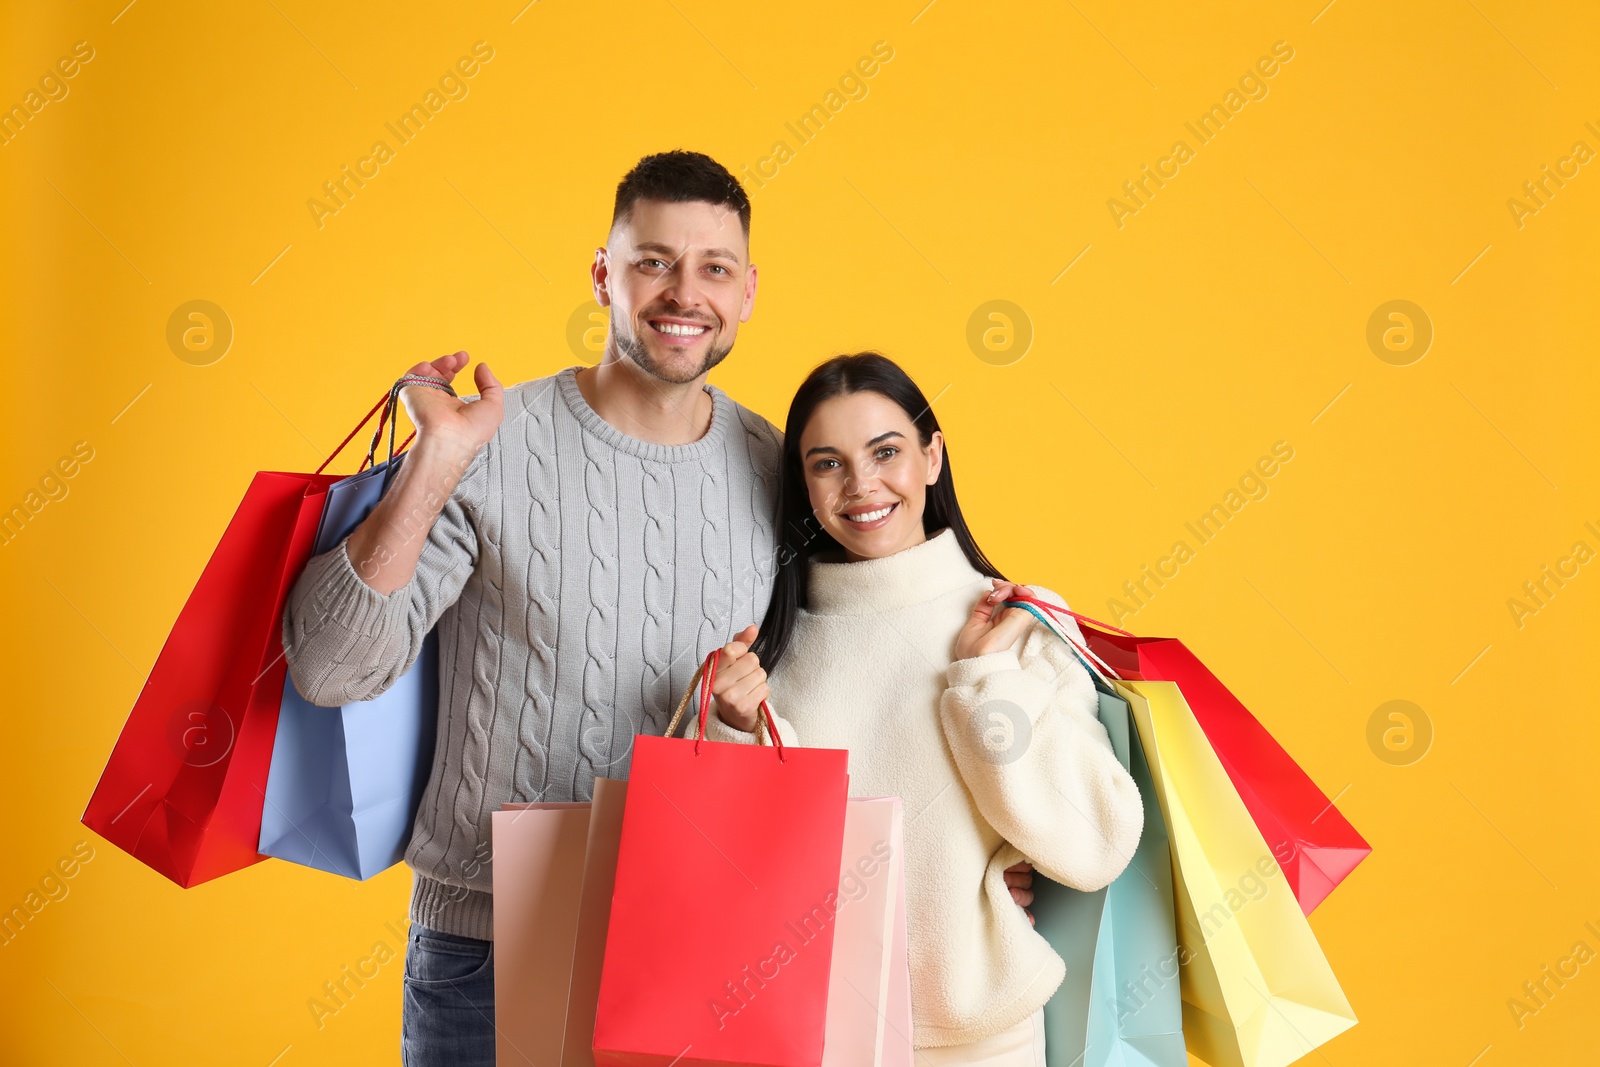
697, 353, 1144, 1065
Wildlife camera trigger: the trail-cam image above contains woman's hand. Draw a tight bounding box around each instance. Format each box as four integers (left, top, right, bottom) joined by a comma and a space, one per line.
1005, 860, 1036, 926
954, 580, 1035, 661
709, 624, 768, 733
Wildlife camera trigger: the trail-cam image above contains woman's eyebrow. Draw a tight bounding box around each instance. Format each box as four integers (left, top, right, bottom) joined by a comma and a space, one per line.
805, 430, 905, 458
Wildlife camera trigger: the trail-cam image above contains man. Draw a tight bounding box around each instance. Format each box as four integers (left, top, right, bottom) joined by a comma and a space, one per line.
281, 150, 782, 1065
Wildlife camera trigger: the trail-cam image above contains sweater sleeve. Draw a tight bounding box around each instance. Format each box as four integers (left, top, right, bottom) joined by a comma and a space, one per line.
279, 443, 491, 707
695, 705, 801, 748
939, 585, 1142, 892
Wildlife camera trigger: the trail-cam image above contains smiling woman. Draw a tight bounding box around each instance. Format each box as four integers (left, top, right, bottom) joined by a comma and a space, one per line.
751, 351, 1003, 671
804, 399, 942, 551
705, 351, 1144, 1060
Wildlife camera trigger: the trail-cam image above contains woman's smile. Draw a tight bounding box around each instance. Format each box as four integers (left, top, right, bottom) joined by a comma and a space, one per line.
801, 390, 944, 562
840, 501, 899, 531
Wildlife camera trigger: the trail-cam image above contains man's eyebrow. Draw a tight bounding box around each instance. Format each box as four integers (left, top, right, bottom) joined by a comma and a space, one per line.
804, 431, 905, 458
633, 242, 740, 262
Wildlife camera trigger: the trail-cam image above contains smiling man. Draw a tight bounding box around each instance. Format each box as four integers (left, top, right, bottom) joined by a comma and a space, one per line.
280, 150, 783, 1066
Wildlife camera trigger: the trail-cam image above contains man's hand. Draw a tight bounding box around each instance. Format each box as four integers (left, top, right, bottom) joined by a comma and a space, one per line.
954, 580, 1034, 661
709, 624, 768, 733
1005, 859, 1036, 926
399, 351, 505, 456
342, 352, 502, 597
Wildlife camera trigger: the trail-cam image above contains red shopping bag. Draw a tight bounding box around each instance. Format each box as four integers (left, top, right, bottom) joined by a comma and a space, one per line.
1012, 596, 1370, 915
81, 394, 396, 887
593, 651, 851, 1067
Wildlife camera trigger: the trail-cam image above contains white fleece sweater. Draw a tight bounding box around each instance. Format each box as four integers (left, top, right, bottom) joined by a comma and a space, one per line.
699, 528, 1144, 1048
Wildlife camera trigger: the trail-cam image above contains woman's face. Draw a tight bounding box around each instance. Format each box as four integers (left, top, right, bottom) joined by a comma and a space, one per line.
799, 391, 944, 563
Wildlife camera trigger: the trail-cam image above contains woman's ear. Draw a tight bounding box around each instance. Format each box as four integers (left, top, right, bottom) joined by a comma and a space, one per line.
925, 430, 944, 485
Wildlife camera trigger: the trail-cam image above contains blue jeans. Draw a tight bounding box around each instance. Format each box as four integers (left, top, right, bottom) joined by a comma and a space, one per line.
401, 926, 496, 1066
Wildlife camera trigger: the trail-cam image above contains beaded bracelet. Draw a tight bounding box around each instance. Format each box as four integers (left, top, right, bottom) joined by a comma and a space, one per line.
394, 374, 458, 397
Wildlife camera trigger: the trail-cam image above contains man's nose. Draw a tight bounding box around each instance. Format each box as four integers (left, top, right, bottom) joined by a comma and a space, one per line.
658, 265, 703, 308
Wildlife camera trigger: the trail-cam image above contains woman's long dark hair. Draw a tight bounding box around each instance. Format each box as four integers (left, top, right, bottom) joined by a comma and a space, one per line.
751, 352, 1006, 674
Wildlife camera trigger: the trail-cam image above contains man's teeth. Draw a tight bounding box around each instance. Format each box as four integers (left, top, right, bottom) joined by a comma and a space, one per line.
653, 322, 708, 336
845, 505, 894, 524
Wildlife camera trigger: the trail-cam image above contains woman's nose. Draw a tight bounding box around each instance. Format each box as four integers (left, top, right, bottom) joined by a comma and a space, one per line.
843, 470, 874, 497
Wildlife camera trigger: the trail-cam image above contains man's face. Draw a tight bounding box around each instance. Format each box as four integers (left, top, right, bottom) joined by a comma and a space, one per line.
593, 198, 757, 384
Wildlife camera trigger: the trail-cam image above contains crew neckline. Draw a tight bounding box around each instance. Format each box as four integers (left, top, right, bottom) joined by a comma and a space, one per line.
553, 365, 732, 463
806, 527, 985, 616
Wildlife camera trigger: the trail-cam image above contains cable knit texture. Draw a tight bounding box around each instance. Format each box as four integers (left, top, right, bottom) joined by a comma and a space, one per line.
704, 529, 1144, 1048
280, 366, 782, 941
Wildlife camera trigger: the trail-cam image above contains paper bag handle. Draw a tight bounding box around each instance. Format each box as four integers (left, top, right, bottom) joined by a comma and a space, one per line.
663, 649, 786, 761
314, 373, 458, 477
1005, 593, 1136, 639
314, 391, 392, 475
363, 373, 457, 473
1002, 595, 1125, 684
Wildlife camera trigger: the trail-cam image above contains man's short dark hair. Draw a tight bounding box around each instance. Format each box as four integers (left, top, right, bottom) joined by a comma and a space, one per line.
612, 150, 751, 239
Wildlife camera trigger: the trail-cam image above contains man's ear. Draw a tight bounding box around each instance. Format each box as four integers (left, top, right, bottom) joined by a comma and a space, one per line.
739, 262, 759, 323
926, 430, 944, 484
591, 247, 611, 306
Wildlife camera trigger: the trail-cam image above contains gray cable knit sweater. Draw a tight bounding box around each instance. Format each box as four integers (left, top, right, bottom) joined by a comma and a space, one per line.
279, 365, 783, 940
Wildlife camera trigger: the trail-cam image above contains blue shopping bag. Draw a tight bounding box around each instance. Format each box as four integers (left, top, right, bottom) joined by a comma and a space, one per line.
258, 451, 439, 879
1022, 603, 1187, 1067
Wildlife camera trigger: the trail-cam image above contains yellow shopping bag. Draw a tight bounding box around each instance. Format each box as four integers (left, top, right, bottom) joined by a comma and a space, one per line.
1115, 679, 1357, 1067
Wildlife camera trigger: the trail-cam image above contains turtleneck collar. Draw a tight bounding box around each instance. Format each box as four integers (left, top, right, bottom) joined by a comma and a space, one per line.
805, 527, 984, 617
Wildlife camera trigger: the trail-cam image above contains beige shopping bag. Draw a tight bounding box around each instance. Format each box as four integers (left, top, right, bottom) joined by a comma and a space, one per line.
883, 826, 913, 1067
823, 796, 911, 1067
491, 779, 629, 1067
565, 778, 629, 1066
491, 800, 591, 1067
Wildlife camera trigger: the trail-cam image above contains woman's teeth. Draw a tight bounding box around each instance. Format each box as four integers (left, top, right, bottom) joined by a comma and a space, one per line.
652, 322, 708, 336
845, 504, 895, 524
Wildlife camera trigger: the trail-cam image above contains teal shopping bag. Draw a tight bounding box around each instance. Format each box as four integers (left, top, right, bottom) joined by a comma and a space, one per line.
1031, 640, 1186, 1066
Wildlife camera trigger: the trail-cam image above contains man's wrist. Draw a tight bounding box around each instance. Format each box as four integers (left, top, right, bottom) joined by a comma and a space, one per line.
411, 429, 481, 470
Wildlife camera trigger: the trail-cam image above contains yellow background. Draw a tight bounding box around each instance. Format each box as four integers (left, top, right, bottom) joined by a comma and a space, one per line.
3, 0, 1597, 1063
